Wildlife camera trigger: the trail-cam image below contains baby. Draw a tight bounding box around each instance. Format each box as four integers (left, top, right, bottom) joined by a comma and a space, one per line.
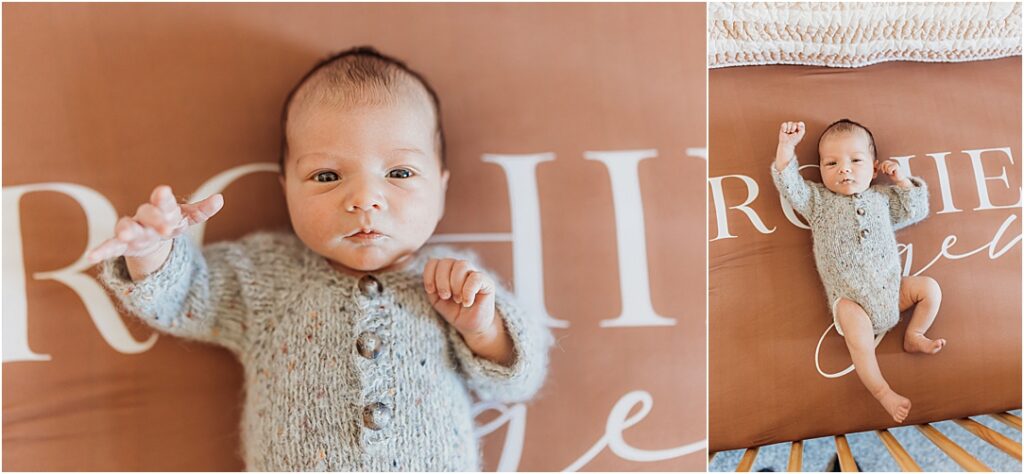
771, 119, 944, 424
87, 47, 551, 471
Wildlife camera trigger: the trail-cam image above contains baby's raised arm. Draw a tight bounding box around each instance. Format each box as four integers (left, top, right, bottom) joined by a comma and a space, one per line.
878, 159, 914, 189
877, 159, 930, 230
770, 120, 820, 218
774, 121, 805, 171
90, 185, 259, 354
88, 185, 223, 280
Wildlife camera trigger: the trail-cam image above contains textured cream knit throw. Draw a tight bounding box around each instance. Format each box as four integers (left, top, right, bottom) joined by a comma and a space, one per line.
709, 2, 1022, 68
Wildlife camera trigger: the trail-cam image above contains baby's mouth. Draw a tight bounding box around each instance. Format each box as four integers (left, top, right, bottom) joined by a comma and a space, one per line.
839, 178, 855, 185
343, 227, 387, 242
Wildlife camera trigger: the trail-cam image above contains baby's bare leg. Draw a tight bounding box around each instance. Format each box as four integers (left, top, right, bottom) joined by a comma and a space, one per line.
836, 298, 911, 423
899, 276, 945, 354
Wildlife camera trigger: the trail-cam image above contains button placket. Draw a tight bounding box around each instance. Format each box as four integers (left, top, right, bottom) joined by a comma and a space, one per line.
358, 274, 383, 297
362, 402, 392, 430
352, 274, 396, 438
851, 193, 869, 242
356, 331, 383, 360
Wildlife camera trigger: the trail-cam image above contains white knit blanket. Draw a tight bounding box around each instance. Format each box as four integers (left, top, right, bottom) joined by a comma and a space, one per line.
709, 2, 1022, 68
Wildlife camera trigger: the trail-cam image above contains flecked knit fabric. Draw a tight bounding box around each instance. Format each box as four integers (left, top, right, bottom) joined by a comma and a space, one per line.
770, 158, 930, 335
99, 231, 552, 471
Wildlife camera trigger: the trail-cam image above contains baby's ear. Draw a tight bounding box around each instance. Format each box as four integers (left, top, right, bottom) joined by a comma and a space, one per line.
438, 169, 450, 220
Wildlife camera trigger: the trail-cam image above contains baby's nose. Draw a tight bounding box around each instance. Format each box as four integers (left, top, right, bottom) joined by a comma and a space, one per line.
346, 194, 385, 212
344, 183, 386, 212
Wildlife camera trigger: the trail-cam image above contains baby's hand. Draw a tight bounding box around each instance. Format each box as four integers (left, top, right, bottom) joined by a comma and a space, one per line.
878, 159, 909, 184
422, 258, 498, 337
87, 185, 224, 263
778, 121, 805, 149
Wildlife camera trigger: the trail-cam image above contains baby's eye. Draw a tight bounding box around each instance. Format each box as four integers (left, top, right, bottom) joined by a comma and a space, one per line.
313, 171, 339, 183
825, 161, 837, 167
852, 158, 862, 163
387, 168, 414, 179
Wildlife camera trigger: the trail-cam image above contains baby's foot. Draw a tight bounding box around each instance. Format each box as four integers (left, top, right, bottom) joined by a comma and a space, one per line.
875, 389, 912, 423
904, 333, 946, 354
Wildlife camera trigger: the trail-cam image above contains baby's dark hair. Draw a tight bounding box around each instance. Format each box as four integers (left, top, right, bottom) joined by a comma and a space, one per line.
817, 118, 877, 161
278, 46, 446, 173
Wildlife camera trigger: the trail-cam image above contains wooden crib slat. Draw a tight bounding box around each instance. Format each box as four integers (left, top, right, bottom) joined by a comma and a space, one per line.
954, 417, 1022, 461
735, 447, 759, 472
875, 429, 922, 472
989, 412, 1022, 431
725, 412, 1022, 472
915, 423, 992, 471
787, 440, 803, 472
834, 435, 858, 472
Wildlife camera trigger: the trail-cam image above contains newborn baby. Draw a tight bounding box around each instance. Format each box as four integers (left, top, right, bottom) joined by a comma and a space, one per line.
88, 47, 551, 471
771, 119, 944, 424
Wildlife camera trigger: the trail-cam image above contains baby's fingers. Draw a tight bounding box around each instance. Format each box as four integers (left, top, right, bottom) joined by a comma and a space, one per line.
181, 193, 224, 225
448, 260, 473, 304
780, 121, 804, 136
87, 236, 128, 263
423, 258, 439, 294
135, 202, 178, 236
434, 259, 455, 300
115, 215, 143, 242
115, 216, 165, 255
460, 271, 494, 307
150, 185, 177, 212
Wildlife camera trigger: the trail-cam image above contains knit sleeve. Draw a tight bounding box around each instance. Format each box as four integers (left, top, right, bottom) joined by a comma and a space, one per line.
446, 288, 553, 403
770, 158, 819, 219
98, 235, 251, 356
884, 177, 930, 231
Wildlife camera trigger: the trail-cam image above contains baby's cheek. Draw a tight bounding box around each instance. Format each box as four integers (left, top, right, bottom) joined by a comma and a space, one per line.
290, 207, 338, 247
392, 206, 440, 253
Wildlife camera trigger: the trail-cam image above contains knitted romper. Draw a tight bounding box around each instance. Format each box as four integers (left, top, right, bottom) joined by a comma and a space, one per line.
770, 159, 930, 336
100, 231, 552, 471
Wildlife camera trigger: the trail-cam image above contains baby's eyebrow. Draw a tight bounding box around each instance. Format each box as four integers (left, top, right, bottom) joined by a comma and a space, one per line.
392, 147, 426, 156
295, 152, 341, 165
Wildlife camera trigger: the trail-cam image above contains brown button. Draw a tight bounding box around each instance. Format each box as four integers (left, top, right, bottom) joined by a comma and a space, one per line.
856, 208, 866, 216
358, 275, 382, 296
860, 228, 870, 238
356, 332, 383, 360
363, 402, 392, 430
852, 192, 861, 199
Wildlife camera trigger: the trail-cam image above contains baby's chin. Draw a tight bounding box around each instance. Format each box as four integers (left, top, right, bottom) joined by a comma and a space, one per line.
327, 245, 418, 274
824, 180, 871, 195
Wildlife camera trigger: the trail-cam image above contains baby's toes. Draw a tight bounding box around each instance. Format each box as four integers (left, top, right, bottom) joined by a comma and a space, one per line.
894, 410, 906, 423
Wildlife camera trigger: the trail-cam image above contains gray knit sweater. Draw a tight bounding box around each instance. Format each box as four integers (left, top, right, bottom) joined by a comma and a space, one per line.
99, 231, 552, 471
770, 158, 930, 335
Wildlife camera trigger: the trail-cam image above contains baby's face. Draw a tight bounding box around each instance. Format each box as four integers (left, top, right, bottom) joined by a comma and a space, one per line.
282, 99, 448, 273
818, 130, 877, 195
